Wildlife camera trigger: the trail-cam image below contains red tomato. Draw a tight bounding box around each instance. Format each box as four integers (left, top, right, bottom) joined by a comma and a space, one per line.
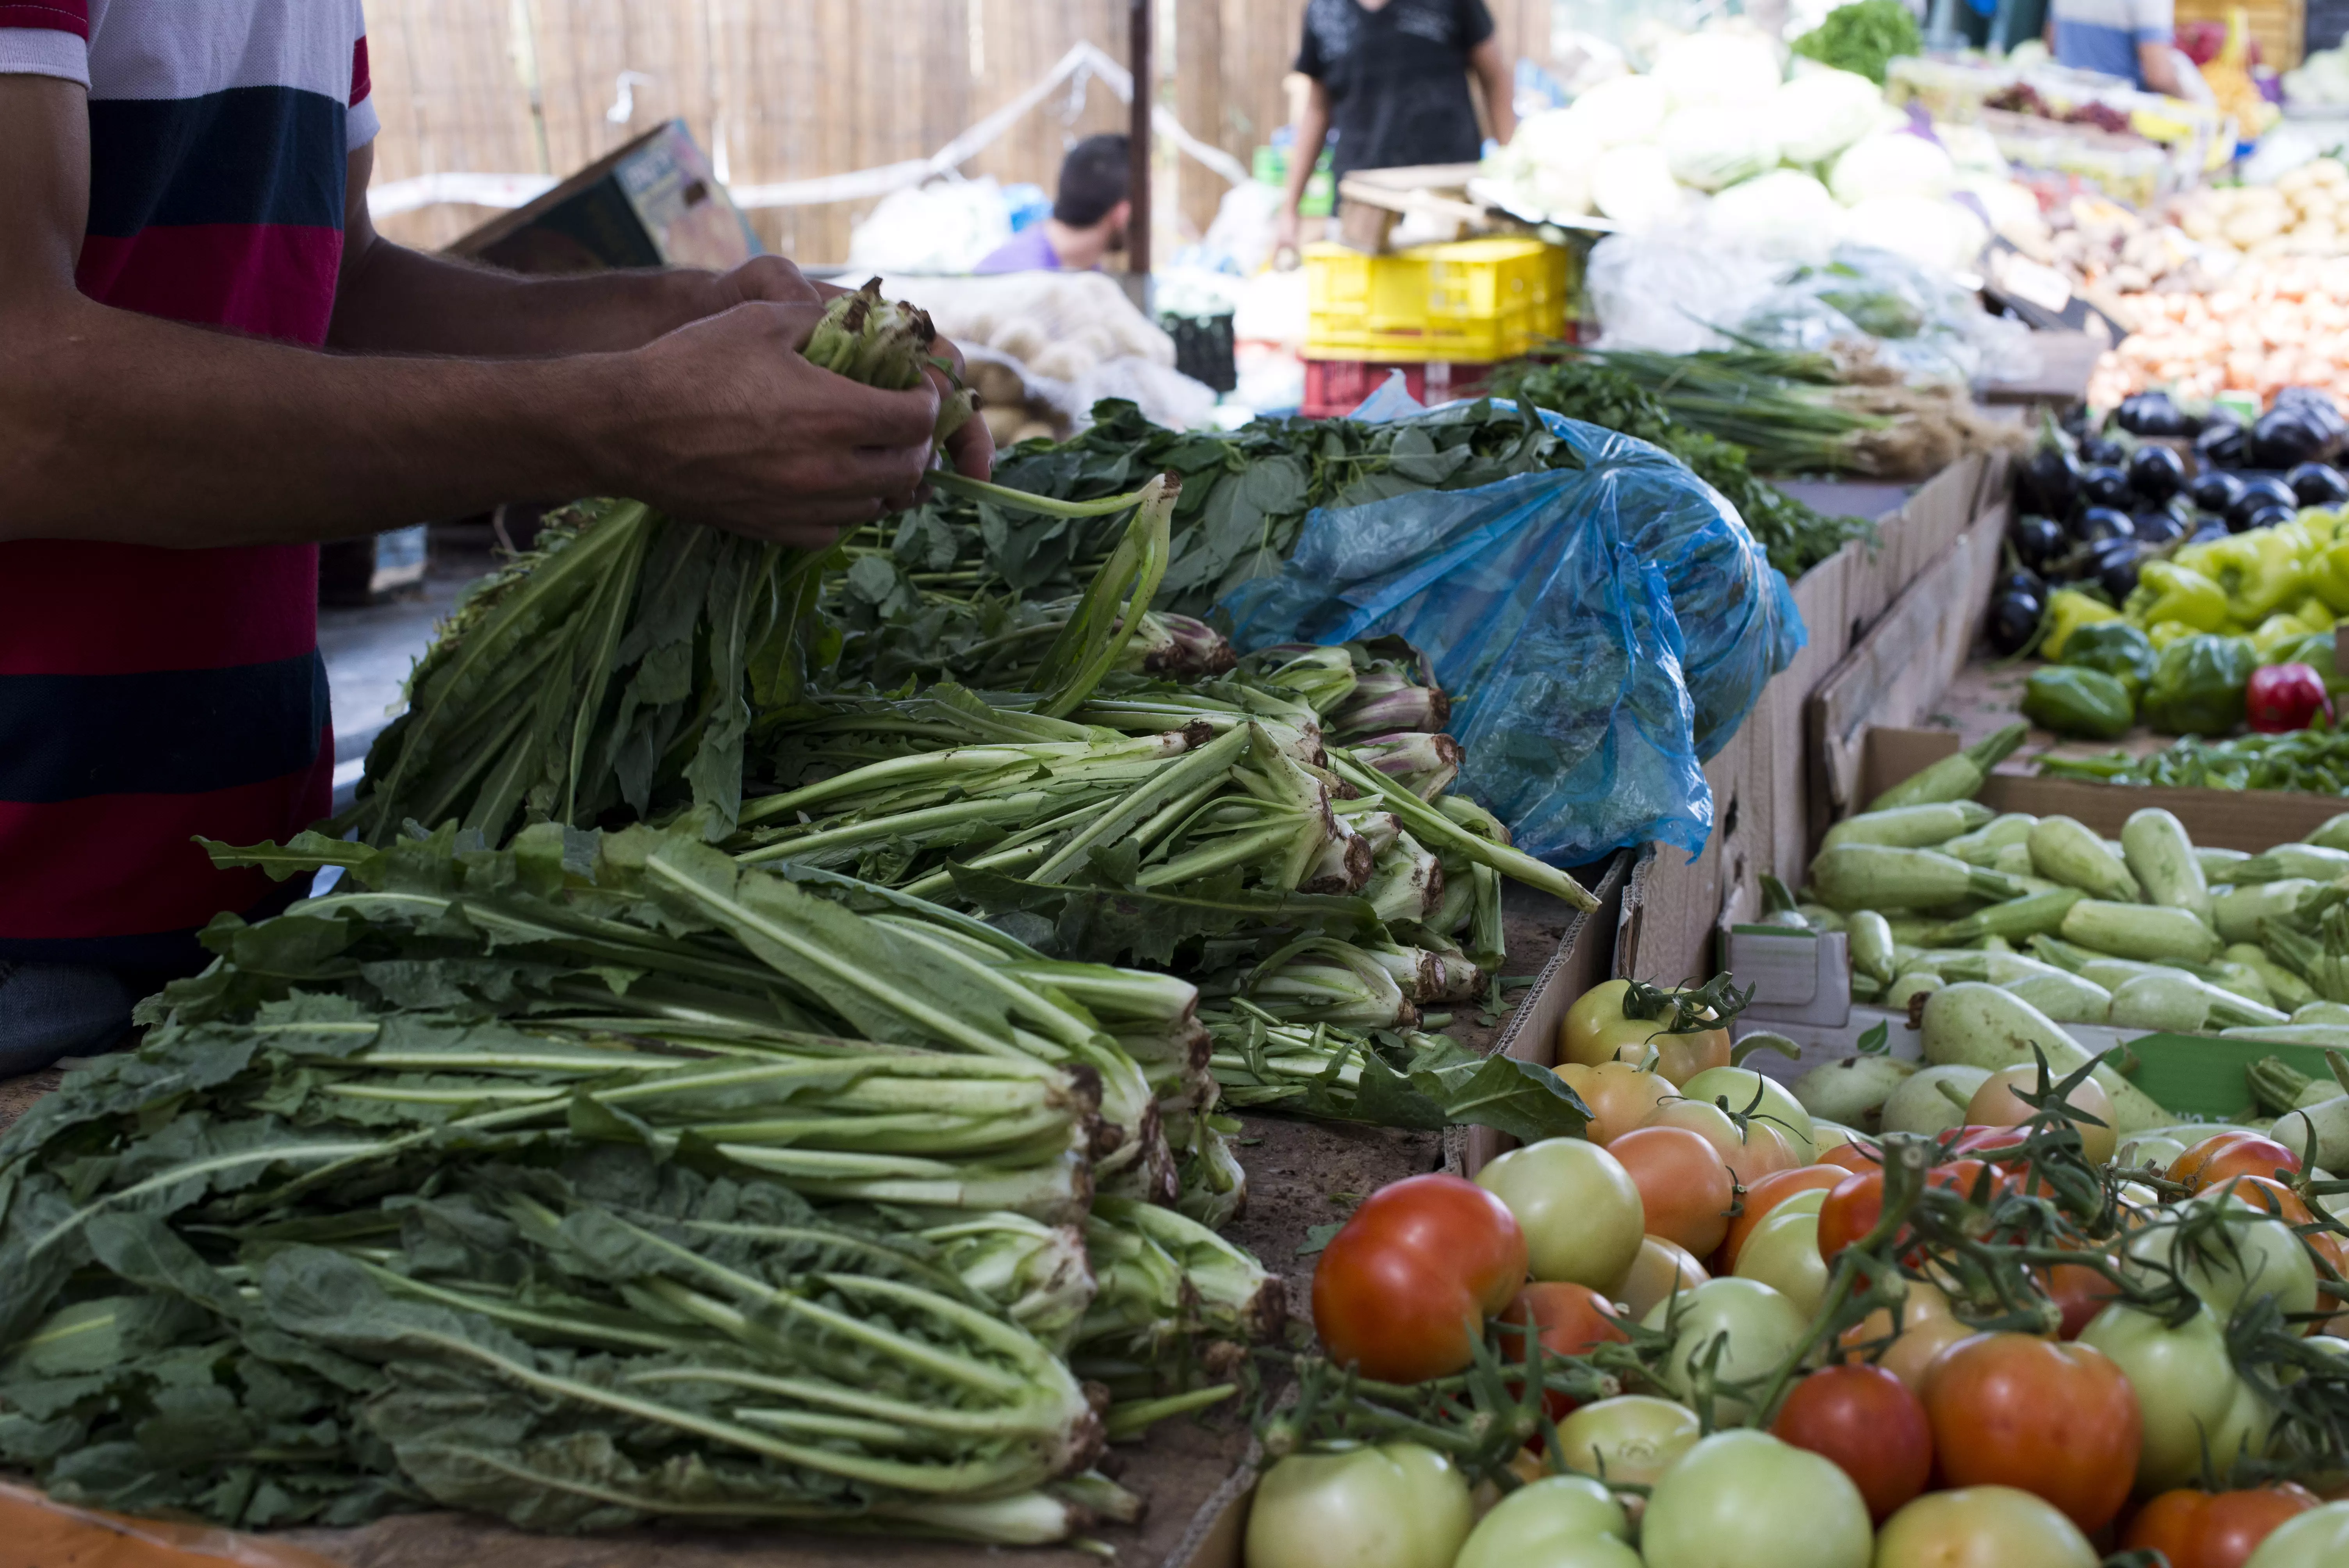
1608, 1125, 1737, 1258
1312, 1174, 1528, 1383
1923, 1333, 2142, 1532
2038, 1259, 2124, 1340
2171, 1132, 2303, 1194
1816, 1161, 2009, 1262
1770, 1363, 1934, 1521
1720, 1165, 1850, 1270
1499, 1281, 1627, 1417
1819, 1139, 1883, 1174
2123, 1484, 2320, 1568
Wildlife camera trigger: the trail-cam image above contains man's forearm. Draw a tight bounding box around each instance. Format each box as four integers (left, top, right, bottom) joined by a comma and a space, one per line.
328, 241, 727, 357
0, 289, 630, 547
1284, 104, 1330, 215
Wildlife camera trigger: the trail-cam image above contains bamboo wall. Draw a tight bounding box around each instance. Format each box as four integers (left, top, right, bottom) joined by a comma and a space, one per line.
365, 0, 1554, 264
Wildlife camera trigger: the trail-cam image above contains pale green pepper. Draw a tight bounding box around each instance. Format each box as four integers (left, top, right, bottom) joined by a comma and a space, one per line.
2308, 537, 2349, 615
2176, 531, 2307, 625
2044, 588, 2122, 661
2125, 561, 2229, 633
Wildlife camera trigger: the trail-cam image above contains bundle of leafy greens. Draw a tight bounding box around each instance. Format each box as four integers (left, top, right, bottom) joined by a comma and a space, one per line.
0, 822, 1281, 1539
1791, 0, 1923, 85
1491, 357, 1872, 579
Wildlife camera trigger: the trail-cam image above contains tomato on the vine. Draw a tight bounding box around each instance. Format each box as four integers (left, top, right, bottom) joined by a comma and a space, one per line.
1611, 1234, 1708, 1322
2171, 1131, 2303, 1193
1559, 981, 1732, 1084
1769, 1363, 1933, 1521
1557, 1060, 1675, 1145
1815, 1160, 2010, 1262
1608, 1124, 1735, 1257
1922, 1333, 2142, 1532
1312, 1174, 1527, 1383
1818, 1139, 1883, 1174
2037, 1259, 2123, 1340
2123, 1484, 2318, 1568
1873, 1487, 2097, 1568
1642, 1098, 1802, 1186
1839, 1276, 1976, 1392
1720, 1165, 1848, 1269
1477, 1138, 1645, 1289
1499, 1282, 1625, 1416
1962, 1065, 2117, 1164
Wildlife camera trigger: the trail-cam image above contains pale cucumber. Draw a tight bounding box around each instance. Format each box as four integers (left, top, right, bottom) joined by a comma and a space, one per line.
1909, 950, 2069, 986
1884, 972, 1943, 1008
1922, 887, 2083, 946
2078, 956, 2173, 994
2293, 1001, 2349, 1026
2272, 1096, 2349, 1170
2196, 846, 2253, 883
1807, 845, 2020, 913
2004, 971, 2112, 1025
2110, 971, 2287, 1033
2308, 813, 2349, 854
1791, 1054, 1918, 1132
1881, 1063, 1991, 1137
2213, 879, 2320, 946
1991, 842, 2036, 879
2232, 843, 2349, 883
1846, 911, 1896, 985
1799, 903, 1847, 932
2199, 959, 2276, 1010
2232, 944, 2318, 1012
1943, 813, 2038, 867
1918, 982, 2170, 1133
2122, 809, 2211, 921
2058, 900, 2219, 963
2029, 817, 2142, 903
2218, 1023, 2349, 1047
1821, 801, 1993, 851
1867, 723, 2026, 811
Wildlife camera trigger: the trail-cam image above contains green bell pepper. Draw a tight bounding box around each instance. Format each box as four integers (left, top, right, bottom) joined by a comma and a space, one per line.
2310, 537, 2349, 615
2141, 633, 2260, 736
2021, 666, 2135, 739
2058, 620, 2155, 700
2175, 531, 2306, 625
2125, 560, 2229, 633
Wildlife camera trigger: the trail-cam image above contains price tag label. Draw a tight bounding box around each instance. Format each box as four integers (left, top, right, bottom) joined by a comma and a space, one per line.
1997, 252, 2075, 316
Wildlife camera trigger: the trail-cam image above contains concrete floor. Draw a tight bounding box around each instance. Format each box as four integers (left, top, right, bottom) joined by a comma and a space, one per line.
319, 544, 494, 808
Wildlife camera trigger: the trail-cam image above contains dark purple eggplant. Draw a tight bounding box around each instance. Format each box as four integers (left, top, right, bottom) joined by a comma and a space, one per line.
2189, 469, 2247, 515
2130, 508, 2187, 545
2197, 415, 2249, 470
2086, 538, 2144, 602
2071, 506, 2135, 545
2079, 465, 2131, 510
2126, 444, 2187, 504
2010, 513, 2066, 572
2079, 435, 2127, 467
2016, 444, 2082, 518
2116, 390, 2200, 437
2187, 520, 2229, 545
1998, 567, 2048, 601
2230, 474, 2299, 528
2275, 385, 2348, 444
1985, 590, 2043, 657
2239, 501, 2299, 535
2288, 461, 2349, 508
2252, 408, 2331, 470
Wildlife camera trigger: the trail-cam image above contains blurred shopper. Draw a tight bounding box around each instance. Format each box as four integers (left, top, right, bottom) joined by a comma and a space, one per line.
1274, 0, 1515, 256
2046, 0, 2185, 93
974, 134, 1132, 273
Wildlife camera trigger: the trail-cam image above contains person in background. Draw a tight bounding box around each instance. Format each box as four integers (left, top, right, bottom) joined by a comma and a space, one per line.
973, 134, 1132, 274
1274, 0, 1516, 257
2046, 0, 2185, 93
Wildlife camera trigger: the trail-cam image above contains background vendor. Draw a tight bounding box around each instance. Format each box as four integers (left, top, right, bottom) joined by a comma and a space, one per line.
1274, 0, 1517, 257
0, 2, 990, 1073
973, 133, 1133, 274
2048, 0, 2186, 94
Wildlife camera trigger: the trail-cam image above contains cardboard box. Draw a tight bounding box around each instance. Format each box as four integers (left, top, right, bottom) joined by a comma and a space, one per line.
449, 119, 758, 275
1859, 725, 2349, 852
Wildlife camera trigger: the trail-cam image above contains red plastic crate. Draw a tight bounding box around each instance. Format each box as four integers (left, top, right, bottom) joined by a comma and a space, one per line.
1301, 358, 1495, 419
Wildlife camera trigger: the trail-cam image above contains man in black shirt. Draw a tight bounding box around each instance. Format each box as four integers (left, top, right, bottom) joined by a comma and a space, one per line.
1275, 0, 1516, 256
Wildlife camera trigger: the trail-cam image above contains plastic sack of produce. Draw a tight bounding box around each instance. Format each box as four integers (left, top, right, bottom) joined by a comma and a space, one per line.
1218, 406, 1804, 864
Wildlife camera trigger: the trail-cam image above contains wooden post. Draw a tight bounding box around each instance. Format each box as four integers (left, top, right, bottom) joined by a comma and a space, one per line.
1126, 0, 1153, 291
1178, 0, 1226, 239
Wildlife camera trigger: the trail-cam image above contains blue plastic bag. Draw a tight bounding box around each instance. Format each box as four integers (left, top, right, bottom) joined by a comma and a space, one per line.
1219, 406, 1805, 865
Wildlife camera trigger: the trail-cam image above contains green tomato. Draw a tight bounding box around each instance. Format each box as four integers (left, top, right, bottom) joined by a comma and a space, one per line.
2115, 1132, 2188, 1175
1732, 1206, 1829, 1317
1674, 1067, 1817, 1160
1640, 1430, 1872, 1568
2124, 1197, 2320, 1319
1640, 1278, 1808, 1427
2247, 1501, 2349, 1568
1873, 1485, 2097, 1568
1453, 1474, 1629, 1568
2076, 1301, 2247, 1491
1551, 1395, 1703, 1488
1243, 1443, 1470, 1568
1476, 1137, 1645, 1288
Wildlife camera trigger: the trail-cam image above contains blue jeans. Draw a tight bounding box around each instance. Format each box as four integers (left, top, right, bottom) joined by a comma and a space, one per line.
0, 961, 138, 1074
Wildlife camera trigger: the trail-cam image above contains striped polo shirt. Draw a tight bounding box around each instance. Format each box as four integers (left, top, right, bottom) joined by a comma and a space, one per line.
2050, 0, 2174, 87
0, 0, 376, 968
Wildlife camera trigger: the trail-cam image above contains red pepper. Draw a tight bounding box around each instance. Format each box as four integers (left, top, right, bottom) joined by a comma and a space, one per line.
2246, 662, 2334, 732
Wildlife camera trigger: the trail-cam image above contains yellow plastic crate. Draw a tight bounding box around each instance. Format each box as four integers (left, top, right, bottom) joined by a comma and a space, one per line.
1305, 237, 1573, 364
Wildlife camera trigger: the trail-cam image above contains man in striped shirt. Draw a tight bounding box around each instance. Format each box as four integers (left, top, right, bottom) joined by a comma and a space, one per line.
0, 2, 992, 1071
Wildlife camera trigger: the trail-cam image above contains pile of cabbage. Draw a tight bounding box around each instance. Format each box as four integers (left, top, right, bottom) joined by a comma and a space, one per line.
1480, 27, 2003, 278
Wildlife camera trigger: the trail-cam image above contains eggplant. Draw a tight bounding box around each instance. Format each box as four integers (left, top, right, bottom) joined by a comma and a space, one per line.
2289, 461, 2349, 508
2094, 549, 2144, 604
2239, 501, 2299, 535
2079, 465, 2132, 510
2230, 474, 2300, 528
1998, 567, 2048, 601
2016, 445, 2082, 518
2126, 444, 2188, 504
2079, 435, 2128, 467
2060, 404, 2091, 438
1985, 590, 2043, 657
2010, 513, 2066, 572
2189, 469, 2247, 515
2275, 385, 2348, 444
2187, 520, 2229, 545
2071, 506, 2136, 545
2252, 408, 2332, 470
2197, 415, 2249, 470
2130, 508, 2187, 545
2116, 390, 2200, 438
